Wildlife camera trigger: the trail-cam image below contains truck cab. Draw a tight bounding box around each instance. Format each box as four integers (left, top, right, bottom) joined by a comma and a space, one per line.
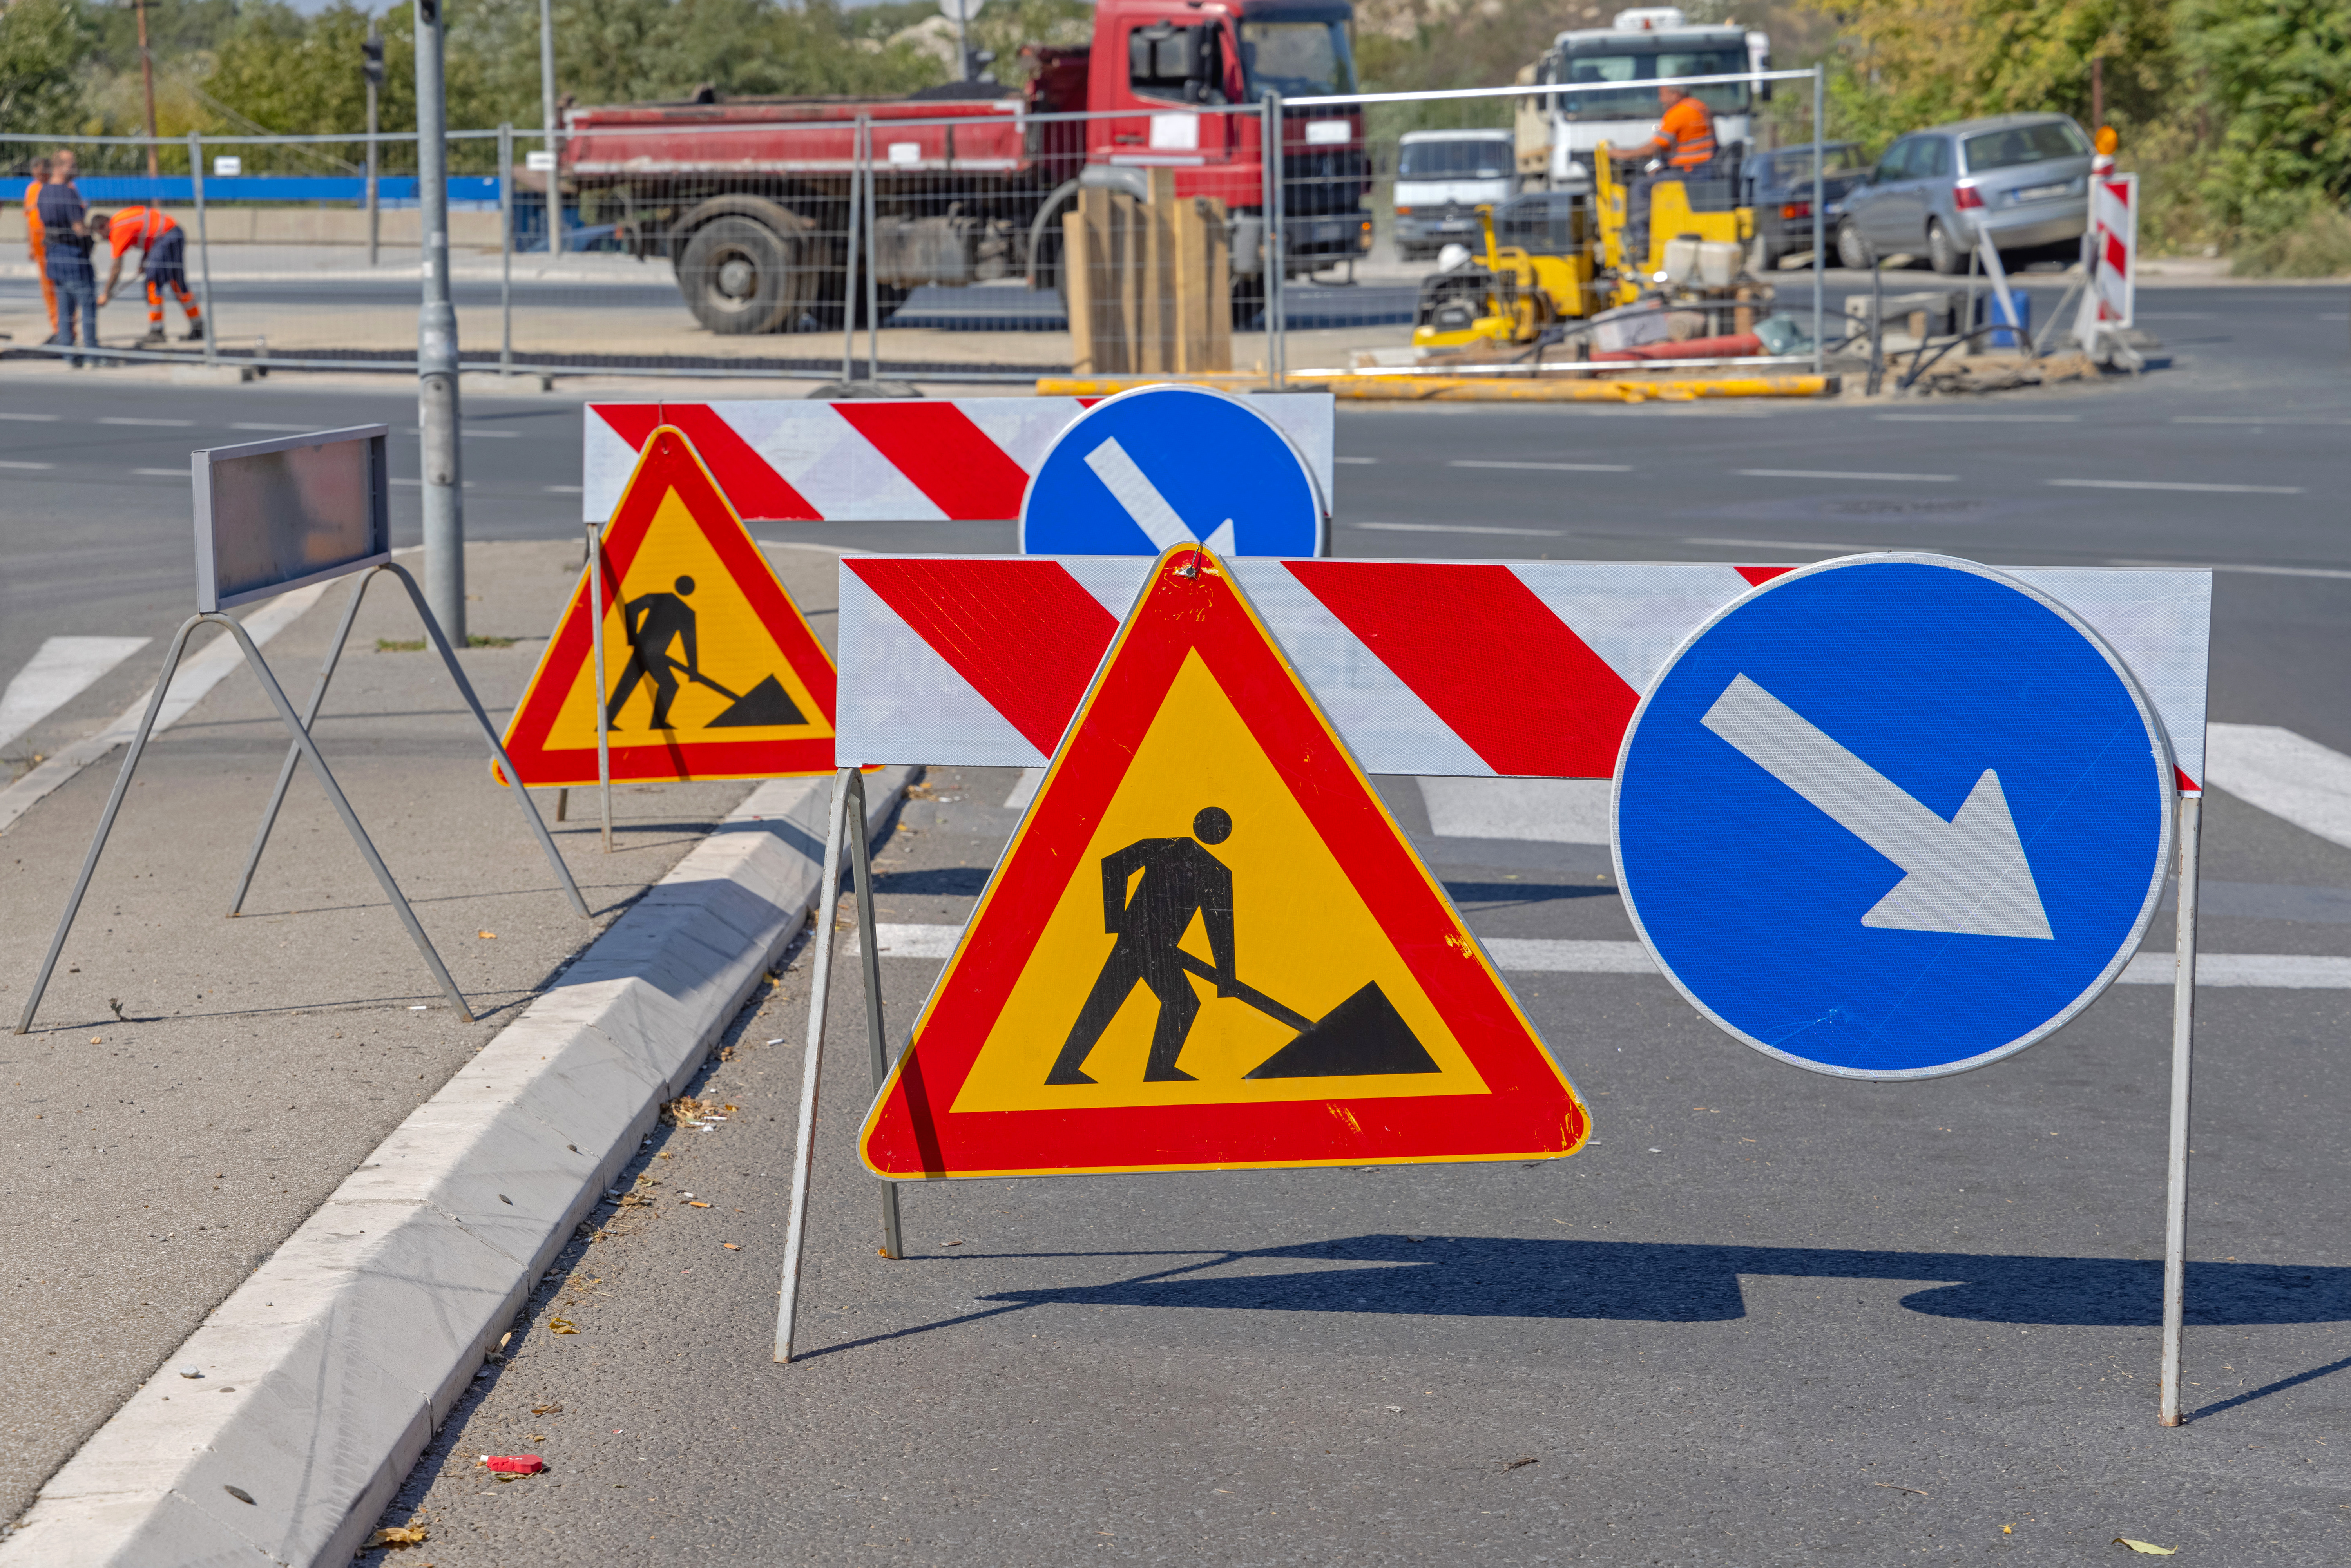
1521, 7, 1768, 194
1391, 129, 1517, 261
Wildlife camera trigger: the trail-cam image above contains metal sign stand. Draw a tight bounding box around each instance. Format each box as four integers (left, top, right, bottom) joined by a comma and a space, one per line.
224, 559, 589, 924
2160, 791, 2203, 1425
16, 560, 584, 1034
775, 766, 901, 1364
587, 522, 614, 852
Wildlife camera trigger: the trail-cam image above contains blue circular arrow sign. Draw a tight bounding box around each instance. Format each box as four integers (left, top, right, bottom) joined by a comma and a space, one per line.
1020, 384, 1325, 557
1613, 554, 2175, 1080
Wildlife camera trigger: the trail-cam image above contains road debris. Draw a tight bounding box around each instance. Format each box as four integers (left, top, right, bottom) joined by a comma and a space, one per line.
1875, 1483, 1930, 1497
368, 1524, 428, 1548
2114, 1541, 2177, 1556
548, 1316, 578, 1335
1504, 1456, 1538, 1471
223, 1486, 254, 1505
482, 1454, 544, 1475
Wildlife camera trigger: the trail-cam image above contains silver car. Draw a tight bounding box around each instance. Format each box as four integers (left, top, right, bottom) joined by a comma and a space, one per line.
1835, 113, 2092, 274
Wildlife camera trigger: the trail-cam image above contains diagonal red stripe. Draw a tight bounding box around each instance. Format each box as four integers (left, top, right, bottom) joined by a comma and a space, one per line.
1734, 565, 1794, 586
592, 404, 820, 520
830, 403, 1034, 520
848, 559, 1118, 754
1286, 561, 1639, 778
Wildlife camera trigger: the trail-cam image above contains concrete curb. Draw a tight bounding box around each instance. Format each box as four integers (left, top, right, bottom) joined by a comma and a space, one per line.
0, 768, 914, 1568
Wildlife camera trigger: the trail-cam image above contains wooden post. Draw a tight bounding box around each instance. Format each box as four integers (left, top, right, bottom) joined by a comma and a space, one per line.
1203, 196, 1231, 373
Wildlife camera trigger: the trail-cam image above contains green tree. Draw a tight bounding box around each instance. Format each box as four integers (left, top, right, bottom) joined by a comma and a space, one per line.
2177, 0, 2351, 238
0, 0, 96, 139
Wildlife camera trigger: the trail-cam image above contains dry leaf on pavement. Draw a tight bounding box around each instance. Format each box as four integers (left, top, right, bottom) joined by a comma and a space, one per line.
2114, 1541, 2177, 1556
722, 1242, 741, 1250
547, 1317, 578, 1335
368, 1525, 428, 1548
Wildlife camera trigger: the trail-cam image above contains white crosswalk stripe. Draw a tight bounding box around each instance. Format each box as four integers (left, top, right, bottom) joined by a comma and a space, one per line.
0, 636, 150, 753
2206, 724, 2351, 850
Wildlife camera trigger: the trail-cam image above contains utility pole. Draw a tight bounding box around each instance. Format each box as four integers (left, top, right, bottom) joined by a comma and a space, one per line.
416, 0, 465, 644
134, 0, 160, 180
539, 0, 561, 256
364, 20, 384, 266
2090, 56, 2105, 134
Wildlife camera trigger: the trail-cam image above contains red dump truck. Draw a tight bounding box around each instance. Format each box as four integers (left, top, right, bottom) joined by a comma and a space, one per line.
560, 0, 1371, 333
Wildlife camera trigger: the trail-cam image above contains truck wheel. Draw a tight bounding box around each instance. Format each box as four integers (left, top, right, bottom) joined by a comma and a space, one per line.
679, 217, 799, 335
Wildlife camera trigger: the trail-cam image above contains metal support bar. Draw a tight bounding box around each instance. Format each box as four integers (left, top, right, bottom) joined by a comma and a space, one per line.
864, 124, 881, 387
226, 563, 587, 920
2159, 791, 2202, 1426
843, 119, 866, 385
188, 132, 218, 366
776, 768, 856, 1363
843, 768, 903, 1261
1810, 66, 1824, 375
587, 523, 613, 853
498, 123, 514, 378
1263, 93, 1286, 388
18, 613, 475, 1034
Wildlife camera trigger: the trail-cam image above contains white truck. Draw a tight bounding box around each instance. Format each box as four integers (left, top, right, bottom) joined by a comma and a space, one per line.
1390, 129, 1519, 261
1514, 7, 1771, 194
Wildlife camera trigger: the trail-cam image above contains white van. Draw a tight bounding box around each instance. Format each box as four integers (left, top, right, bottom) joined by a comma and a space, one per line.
1391, 130, 1518, 261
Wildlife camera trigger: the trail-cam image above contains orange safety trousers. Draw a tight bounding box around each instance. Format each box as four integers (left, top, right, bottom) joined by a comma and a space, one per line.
147, 275, 200, 329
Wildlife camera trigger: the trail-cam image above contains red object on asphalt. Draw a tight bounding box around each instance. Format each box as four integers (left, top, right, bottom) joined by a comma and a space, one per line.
483, 1455, 544, 1475
1590, 332, 1766, 363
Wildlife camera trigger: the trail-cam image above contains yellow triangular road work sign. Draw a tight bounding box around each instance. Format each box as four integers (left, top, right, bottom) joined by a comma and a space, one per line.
862, 545, 1589, 1178
499, 426, 839, 786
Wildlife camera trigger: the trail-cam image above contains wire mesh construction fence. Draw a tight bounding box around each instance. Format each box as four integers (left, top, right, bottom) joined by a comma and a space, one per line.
3, 70, 1848, 384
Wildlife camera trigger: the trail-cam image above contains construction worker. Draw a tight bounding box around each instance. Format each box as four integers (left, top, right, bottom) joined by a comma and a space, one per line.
95, 202, 204, 345
24, 156, 56, 340
37, 149, 98, 367
1610, 81, 1717, 273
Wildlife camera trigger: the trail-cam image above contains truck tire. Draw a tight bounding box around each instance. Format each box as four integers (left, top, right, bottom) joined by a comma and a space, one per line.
679, 215, 809, 336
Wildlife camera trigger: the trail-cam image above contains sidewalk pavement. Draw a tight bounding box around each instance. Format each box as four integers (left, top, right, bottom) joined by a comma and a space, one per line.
0, 536, 845, 1528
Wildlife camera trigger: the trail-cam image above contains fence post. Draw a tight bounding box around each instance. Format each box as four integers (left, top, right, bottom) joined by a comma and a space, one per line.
843, 116, 866, 384
188, 132, 218, 367
1811, 65, 1824, 375
1261, 92, 1285, 387
499, 123, 514, 378
864, 120, 881, 387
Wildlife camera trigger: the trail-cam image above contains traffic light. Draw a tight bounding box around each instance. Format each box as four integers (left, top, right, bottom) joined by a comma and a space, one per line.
362, 34, 385, 88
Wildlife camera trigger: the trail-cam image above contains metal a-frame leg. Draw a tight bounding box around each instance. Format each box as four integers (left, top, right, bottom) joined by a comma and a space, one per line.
19, 611, 475, 1032
227, 561, 588, 921
774, 768, 904, 1364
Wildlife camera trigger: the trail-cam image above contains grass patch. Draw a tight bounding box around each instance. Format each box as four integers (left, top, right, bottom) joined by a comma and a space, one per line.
2231, 204, 2351, 278
374, 634, 520, 652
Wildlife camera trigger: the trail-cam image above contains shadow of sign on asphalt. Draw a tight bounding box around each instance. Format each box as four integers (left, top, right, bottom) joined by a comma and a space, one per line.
980, 1237, 2351, 1329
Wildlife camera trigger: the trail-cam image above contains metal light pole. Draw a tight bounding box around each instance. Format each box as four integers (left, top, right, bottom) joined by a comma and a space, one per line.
364, 21, 384, 266
540, 0, 561, 257
416, 0, 465, 644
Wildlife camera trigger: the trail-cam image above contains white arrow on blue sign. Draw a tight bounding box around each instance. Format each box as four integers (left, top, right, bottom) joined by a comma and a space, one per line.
1612, 554, 2176, 1080
1018, 384, 1325, 557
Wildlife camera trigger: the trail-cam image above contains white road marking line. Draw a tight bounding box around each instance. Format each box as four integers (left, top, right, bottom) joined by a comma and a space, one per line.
1002, 768, 1045, 810
2051, 478, 2304, 494
2107, 558, 2351, 581
397, 426, 523, 438
2172, 416, 2351, 426
0, 636, 150, 752
543, 484, 583, 494
1448, 460, 1635, 473
1685, 536, 1875, 553
132, 468, 184, 477
229, 422, 317, 432
1876, 413, 2078, 423
2205, 724, 2351, 851
1420, 777, 1612, 845
837, 923, 2351, 988
1334, 456, 1379, 465
1734, 468, 1959, 482
97, 417, 194, 427
0, 460, 56, 470
0, 583, 331, 835
1083, 436, 1197, 552
0, 412, 61, 422
1350, 522, 1567, 537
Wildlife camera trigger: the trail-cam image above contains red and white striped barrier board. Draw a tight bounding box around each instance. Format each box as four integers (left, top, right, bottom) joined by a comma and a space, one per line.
2075, 170, 2137, 340
582, 397, 1336, 525
837, 557, 2212, 787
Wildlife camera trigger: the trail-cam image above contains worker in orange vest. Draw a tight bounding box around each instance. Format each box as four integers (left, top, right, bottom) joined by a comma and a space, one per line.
24, 156, 56, 339
96, 203, 204, 345
1610, 81, 1719, 274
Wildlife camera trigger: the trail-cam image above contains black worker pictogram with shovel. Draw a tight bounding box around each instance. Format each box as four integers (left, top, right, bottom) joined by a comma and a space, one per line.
604, 574, 808, 731
1047, 807, 1441, 1087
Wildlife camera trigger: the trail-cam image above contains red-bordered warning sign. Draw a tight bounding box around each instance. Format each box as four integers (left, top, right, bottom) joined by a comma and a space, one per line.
498, 427, 840, 787
860, 545, 1589, 1179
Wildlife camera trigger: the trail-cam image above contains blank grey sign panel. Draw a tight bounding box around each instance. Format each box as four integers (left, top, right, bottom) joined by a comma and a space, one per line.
194, 425, 390, 611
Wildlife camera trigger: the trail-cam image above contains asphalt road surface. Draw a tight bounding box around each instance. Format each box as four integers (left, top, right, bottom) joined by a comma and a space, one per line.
4, 281, 2350, 1561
